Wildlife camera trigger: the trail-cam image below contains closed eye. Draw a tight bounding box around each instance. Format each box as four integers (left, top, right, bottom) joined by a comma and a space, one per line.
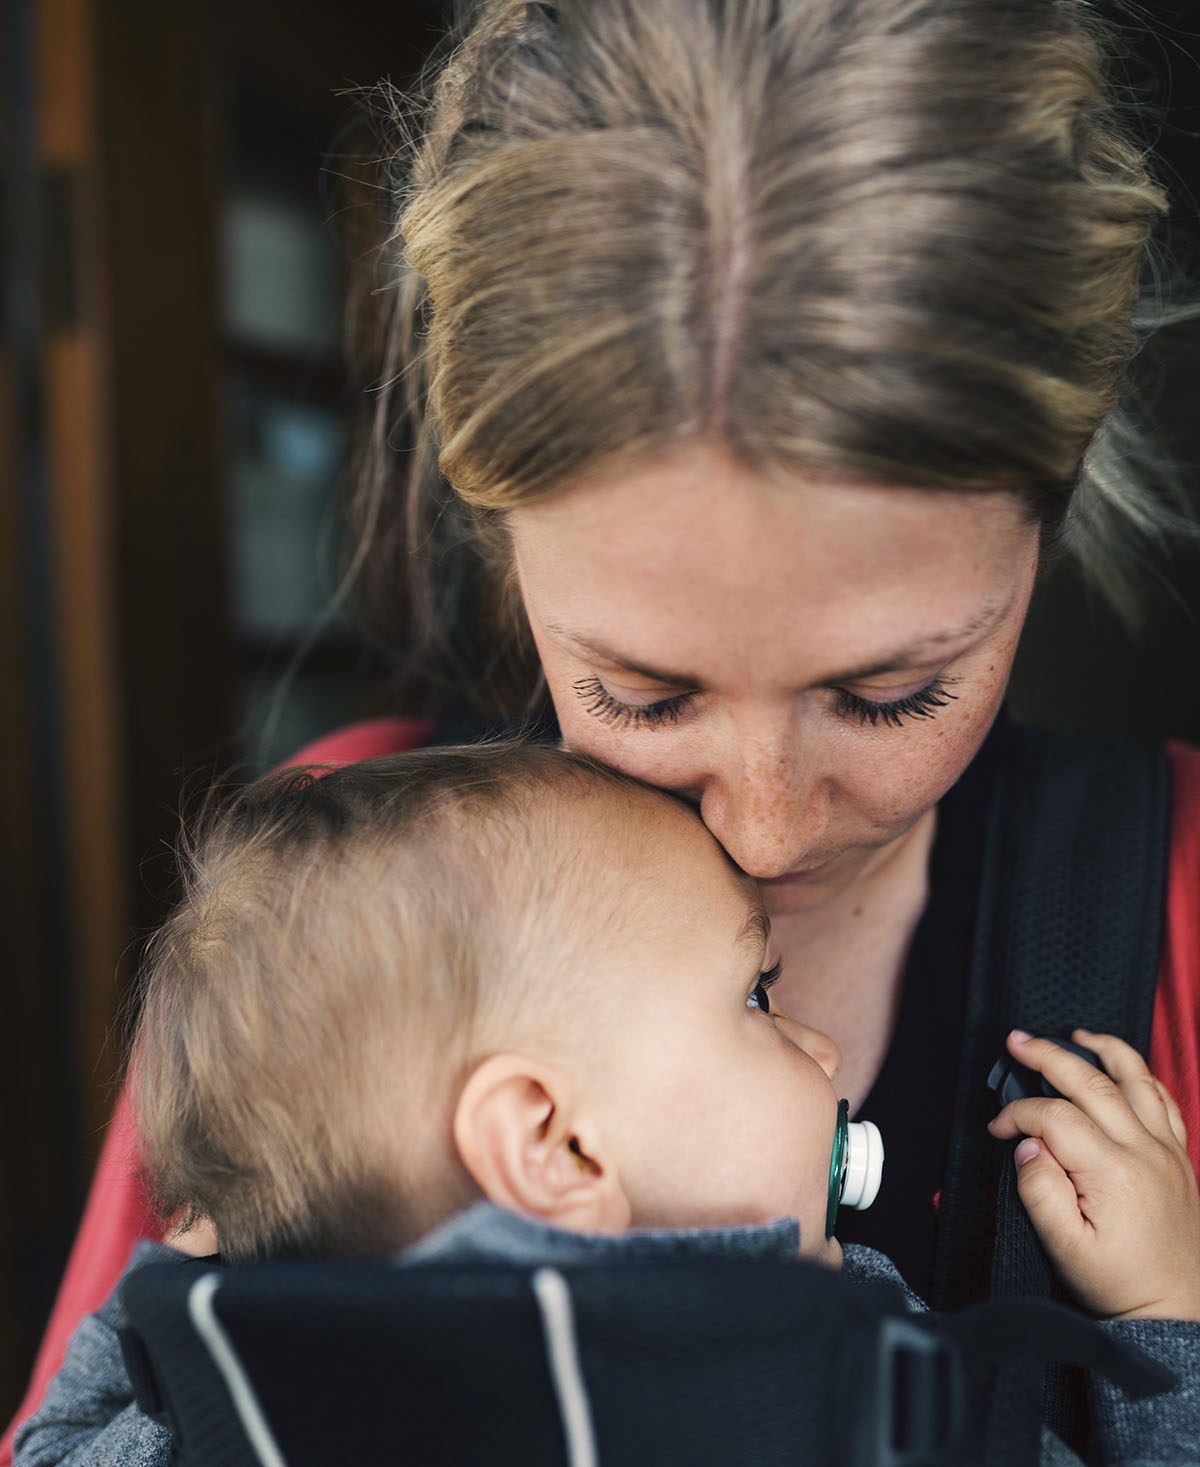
832, 677, 958, 729
572, 676, 696, 730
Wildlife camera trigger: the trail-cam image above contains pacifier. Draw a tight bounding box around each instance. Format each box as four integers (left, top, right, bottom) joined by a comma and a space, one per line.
825, 1099, 885, 1238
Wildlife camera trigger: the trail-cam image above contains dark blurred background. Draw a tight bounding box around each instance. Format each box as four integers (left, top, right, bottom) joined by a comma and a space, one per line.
1, 0, 448, 1424
1, 0, 1198, 1430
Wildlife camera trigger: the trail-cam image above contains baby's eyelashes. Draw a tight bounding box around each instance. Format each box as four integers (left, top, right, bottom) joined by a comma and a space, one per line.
747, 957, 783, 1013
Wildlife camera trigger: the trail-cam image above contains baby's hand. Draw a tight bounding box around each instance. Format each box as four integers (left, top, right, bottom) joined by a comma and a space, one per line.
987, 1029, 1200, 1322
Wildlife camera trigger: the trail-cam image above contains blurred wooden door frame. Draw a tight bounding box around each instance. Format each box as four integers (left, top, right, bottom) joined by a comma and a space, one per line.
92, 0, 232, 952
3, 0, 442, 1424
2, 0, 128, 1421
1, 0, 229, 1423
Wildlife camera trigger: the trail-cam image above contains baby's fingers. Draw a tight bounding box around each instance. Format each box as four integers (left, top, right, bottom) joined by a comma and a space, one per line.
1010, 1137, 1088, 1253
1003, 1032, 1146, 1147
1144, 1073, 1191, 1150
988, 1095, 1104, 1175
1072, 1030, 1182, 1147
1155, 1077, 1188, 1150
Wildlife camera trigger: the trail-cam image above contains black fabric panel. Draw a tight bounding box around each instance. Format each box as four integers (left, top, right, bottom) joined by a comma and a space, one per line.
932, 725, 1169, 1454
122, 1261, 566, 1467
121, 1256, 908, 1467
935, 727, 1168, 1311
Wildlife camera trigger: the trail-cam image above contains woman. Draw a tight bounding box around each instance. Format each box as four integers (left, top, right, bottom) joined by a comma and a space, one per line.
361, 0, 1200, 1291
7, 0, 1199, 1455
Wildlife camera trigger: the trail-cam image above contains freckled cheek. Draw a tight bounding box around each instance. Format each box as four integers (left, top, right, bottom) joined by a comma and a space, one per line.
542, 661, 701, 787
842, 692, 1000, 829
553, 699, 659, 779
854, 753, 956, 829
552, 699, 599, 753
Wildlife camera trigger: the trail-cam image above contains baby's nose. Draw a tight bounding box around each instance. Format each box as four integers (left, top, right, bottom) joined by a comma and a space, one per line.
775, 1015, 841, 1081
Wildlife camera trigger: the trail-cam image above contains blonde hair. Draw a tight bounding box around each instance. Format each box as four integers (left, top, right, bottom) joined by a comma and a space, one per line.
352, 0, 1185, 714
131, 743, 664, 1262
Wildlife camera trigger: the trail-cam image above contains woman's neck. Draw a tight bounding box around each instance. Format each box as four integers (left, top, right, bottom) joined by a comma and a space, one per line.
766, 808, 936, 1113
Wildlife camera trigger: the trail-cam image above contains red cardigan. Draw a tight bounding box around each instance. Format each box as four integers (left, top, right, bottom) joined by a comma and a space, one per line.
5, 723, 1198, 1461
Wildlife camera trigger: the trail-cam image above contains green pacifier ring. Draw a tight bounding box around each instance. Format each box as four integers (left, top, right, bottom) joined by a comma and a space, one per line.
825, 1098, 849, 1239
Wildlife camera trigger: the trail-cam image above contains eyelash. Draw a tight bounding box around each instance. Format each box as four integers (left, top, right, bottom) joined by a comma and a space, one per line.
832, 677, 958, 729
572, 676, 693, 729
749, 958, 783, 1014
573, 675, 958, 731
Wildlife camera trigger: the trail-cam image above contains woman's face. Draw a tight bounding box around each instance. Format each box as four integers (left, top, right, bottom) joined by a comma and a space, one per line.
509, 440, 1040, 916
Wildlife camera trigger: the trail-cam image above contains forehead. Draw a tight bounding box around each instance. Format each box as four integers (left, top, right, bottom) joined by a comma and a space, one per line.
510, 440, 1034, 687
551, 782, 758, 932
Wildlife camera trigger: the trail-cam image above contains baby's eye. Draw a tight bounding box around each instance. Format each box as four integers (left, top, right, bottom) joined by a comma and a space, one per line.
747, 981, 772, 1014
746, 957, 782, 1014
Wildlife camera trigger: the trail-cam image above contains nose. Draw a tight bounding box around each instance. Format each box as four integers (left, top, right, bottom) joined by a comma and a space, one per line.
696, 715, 830, 878
773, 1015, 842, 1082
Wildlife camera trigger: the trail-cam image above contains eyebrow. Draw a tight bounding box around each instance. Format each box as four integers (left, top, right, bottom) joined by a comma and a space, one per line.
543, 601, 1006, 690
737, 906, 771, 956
821, 605, 1006, 682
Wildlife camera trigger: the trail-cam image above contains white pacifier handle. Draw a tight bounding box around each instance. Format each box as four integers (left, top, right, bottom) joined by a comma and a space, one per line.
841, 1120, 884, 1210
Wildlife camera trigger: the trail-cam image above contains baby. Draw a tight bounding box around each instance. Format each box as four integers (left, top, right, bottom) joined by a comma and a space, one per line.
136, 741, 856, 1269
15, 743, 1200, 1466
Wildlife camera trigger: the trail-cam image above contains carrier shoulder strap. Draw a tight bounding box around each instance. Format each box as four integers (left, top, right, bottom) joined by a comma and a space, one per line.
932, 723, 1170, 1456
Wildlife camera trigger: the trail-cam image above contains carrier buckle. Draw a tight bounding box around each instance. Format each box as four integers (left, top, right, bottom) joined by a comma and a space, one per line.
852, 1317, 967, 1467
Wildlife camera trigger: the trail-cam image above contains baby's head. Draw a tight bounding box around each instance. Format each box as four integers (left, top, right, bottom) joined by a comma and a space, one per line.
133, 743, 845, 1266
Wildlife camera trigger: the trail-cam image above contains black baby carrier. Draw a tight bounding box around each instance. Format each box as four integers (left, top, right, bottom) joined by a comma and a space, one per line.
116, 727, 1173, 1467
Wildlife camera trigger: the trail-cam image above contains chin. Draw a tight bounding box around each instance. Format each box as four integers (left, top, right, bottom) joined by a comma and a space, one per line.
758, 851, 870, 914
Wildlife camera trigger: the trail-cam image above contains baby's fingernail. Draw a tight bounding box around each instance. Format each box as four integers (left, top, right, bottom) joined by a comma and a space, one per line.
1010, 1028, 1032, 1044
1014, 1138, 1041, 1166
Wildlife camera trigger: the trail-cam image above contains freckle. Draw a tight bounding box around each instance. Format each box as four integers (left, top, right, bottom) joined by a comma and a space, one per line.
852, 905, 863, 917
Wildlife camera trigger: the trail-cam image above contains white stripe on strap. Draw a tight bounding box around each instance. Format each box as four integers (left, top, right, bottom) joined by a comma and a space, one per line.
531, 1267, 599, 1467
187, 1272, 289, 1467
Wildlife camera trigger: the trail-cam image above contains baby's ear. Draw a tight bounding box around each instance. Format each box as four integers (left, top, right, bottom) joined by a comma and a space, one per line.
454, 1054, 630, 1234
